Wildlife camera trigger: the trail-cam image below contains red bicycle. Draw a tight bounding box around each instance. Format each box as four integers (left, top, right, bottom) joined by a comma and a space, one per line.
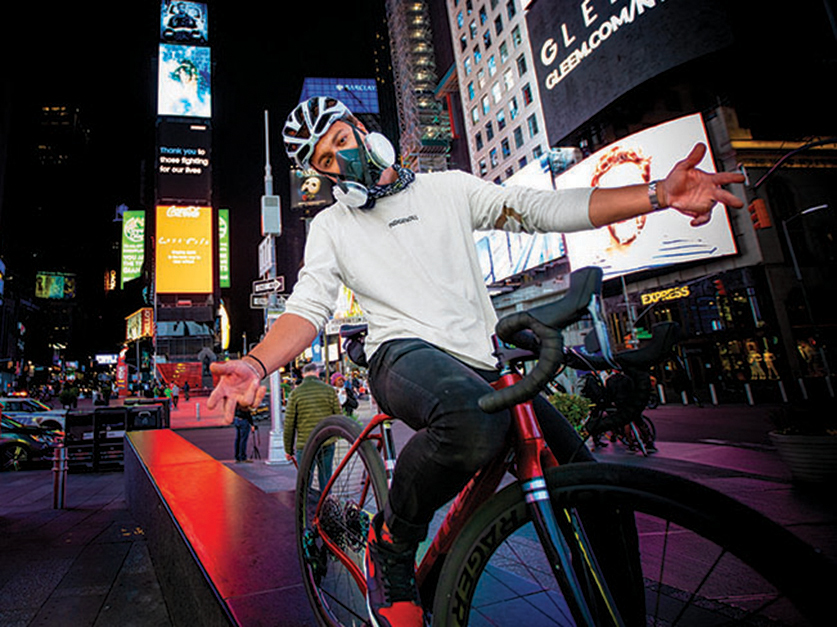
295, 267, 832, 626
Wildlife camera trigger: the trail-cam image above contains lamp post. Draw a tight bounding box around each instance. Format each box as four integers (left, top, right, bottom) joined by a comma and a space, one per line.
781, 204, 833, 398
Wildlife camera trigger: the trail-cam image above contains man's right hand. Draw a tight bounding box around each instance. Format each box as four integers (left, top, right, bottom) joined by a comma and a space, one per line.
207, 360, 267, 424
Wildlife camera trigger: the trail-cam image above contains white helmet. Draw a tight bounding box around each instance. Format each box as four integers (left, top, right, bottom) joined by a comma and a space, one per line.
283, 97, 351, 169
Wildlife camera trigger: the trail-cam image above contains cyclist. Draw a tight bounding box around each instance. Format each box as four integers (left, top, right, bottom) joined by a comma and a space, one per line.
208, 96, 745, 626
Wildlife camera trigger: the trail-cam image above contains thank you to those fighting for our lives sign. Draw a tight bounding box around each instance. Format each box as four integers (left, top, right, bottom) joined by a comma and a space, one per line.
526, 0, 734, 143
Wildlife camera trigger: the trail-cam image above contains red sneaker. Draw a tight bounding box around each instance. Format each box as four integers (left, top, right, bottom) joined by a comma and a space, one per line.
364, 514, 426, 627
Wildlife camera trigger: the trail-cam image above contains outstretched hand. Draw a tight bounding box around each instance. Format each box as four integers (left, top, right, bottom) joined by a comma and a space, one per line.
662, 143, 746, 226
207, 360, 267, 424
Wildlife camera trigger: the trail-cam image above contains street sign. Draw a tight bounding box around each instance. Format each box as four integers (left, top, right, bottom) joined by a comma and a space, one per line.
250, 294, 270, 309
252, 276, 285, 295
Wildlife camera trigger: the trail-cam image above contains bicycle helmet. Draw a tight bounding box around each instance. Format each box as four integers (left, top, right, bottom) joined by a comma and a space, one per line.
283, 97, 351, 169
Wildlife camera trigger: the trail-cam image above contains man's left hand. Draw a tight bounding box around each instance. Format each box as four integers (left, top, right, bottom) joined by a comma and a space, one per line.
661, 143, 746, 226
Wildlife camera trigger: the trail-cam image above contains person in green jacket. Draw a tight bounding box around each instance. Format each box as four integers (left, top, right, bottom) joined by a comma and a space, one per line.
284, 362, 342, 488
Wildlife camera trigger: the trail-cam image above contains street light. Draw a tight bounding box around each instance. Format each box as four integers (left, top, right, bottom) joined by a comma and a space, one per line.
781, 204, 833, 398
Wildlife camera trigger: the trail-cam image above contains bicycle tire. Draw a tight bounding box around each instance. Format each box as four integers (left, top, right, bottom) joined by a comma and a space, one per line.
432, 462, 832, 626
296, 415, 389, 626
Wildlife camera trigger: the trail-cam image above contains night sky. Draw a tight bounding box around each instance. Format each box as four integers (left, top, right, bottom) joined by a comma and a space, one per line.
1, 1, 382, 355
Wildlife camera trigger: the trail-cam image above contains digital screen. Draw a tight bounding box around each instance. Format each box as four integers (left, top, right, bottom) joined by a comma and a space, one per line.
289, 170, 335, 215
158, 44, 211, 118
35, 272, 76, 300
560, 114, 737, 278
299, 77, 380, 114
218, 208, 230, 288
155, 205, 214, 294
527, 0, 733, 143
121, 210, 146, 288
157, 120, 212, 203
474, 148, 582, 284
160, 1, 208, 44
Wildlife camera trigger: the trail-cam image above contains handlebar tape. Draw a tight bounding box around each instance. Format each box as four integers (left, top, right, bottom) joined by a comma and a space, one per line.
478, 313, 564, 414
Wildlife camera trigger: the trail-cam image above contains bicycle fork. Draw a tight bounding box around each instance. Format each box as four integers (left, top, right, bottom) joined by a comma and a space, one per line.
510, 384, 626, 627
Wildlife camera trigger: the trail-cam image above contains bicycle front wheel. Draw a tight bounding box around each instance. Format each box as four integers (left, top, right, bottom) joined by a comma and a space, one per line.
432, 462, 832, 626
296, 415, 389, 626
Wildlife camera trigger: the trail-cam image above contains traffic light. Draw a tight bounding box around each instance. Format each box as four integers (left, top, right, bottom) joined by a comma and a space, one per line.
713, 279, 727, 296
748, 198, 772, 229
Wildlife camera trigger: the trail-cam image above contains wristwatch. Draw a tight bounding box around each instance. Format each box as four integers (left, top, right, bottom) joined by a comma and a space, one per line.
648, 180, 664, 211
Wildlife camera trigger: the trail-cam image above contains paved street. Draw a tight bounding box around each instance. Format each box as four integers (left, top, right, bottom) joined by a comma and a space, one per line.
1, 395, 835, 626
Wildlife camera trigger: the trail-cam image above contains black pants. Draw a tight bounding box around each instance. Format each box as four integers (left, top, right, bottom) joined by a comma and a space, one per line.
368, 339, 593, 545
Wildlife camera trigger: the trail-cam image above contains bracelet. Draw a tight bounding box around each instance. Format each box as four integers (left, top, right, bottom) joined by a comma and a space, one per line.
648, 180, 665, 211
243, 354, 268, 379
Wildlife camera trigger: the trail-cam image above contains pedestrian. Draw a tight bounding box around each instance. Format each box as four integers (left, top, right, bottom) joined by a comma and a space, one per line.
183, 380, 190, 401
233, 404, 255, 463
209, 96, 745, 625
331, 371, 359, 420
285, 363, 342, 487
171, 382, 180, 408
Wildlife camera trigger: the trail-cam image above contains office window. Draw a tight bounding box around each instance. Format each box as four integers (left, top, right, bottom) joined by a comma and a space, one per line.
488, 55, 497, 76
460, 34, 468, 51
468, 81, 475, 101
479, 5, 487, 24
471, 106, 479, 124
503, 67, 514, 91
527, 113, 539, 137
507, 0, 517, 20
518, 155, 528, 168
474, 45, 482, 64
469, 20, 477, 39
481, 94, 491, 115
501, 138, 511, 158
485, 121, 495, 141
505, 166, 515, 178
475, 131, 484, 150
516, 53, 527, 76
533, 144, 543, 159
483, 29, 492, 48
509, 96, 519, 120
494, 14, 503, 35
464, 56, 472, 75
497, 108, 506, 130
499, 41, 509, 64
491, 81, 502, 104
479, 158, 488, 176
477, 68, 486, 89
522, 82, 533, 105
513, 125, 523, 148
511, 25, 522, 47
490, 147, 499, 167
457, 11, 464, 28
466, 0, 473, 13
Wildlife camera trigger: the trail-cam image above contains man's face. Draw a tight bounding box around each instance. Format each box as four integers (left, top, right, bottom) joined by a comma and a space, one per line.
311, 120, 363, 179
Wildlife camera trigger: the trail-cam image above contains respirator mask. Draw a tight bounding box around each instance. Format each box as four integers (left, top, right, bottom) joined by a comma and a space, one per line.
330, 126, 396, 209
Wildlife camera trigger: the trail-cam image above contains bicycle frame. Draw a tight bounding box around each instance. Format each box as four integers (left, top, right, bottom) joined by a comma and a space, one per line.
310, 366, 625, 626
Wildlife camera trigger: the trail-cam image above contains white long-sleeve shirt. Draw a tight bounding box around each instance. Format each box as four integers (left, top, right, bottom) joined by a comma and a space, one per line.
285, 169, 593, 370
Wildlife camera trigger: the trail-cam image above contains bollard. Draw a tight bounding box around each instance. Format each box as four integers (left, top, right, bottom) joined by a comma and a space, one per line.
657, 383, 666, 405
196, 402, 201, 421
744, 382, 754, 405
52, 439, 67, 510
709, 383, 718, 406
778, 380, 788, 403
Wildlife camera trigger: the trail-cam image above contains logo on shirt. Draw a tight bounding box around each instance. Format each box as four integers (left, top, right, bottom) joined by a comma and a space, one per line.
388, 215, 419, 229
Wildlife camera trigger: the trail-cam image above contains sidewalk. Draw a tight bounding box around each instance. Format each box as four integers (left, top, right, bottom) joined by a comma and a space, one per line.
1, 399, 835, 626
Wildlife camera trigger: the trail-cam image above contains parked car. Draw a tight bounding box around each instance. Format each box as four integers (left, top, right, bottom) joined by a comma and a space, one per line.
0, 416, 62, 471
0, 396, 67, 430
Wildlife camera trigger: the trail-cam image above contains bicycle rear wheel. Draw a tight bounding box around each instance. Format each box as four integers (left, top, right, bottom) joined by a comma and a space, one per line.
296, 415, 389, 626
432, 462, 832, 626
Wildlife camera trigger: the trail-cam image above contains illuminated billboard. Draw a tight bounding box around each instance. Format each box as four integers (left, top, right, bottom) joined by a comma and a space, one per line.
475, 148, 582, 284
121, 210, 146, 288
218, 208, 230, 288
126, 308, 155, 342
157, 120, 212, 203
527, 0, 733, 143
299, 77, 380, 114
560, 114, 737, 278
289, 170, 335, 215
35, 272, 76, 300
158, 44, 211, 118
155, 205, 213, 294
160, 1, 208, 44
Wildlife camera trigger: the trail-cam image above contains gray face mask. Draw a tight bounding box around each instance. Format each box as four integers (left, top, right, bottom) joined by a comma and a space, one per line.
331, 127, 396, 208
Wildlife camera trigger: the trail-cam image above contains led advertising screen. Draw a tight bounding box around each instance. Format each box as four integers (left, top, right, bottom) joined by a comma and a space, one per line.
35, 272, 76, 299
299, 77, 380, 114
157, 120, 212, 203
560, 114, 737, 279
289, 170, 335, 215
160, 1, 208, 44
155, 205, 213, 294
158, 44, 211, 118
474, 148, 582, 284
121, 210, 146, 288
218, 208, 230, 288
527, 0, 733, 143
